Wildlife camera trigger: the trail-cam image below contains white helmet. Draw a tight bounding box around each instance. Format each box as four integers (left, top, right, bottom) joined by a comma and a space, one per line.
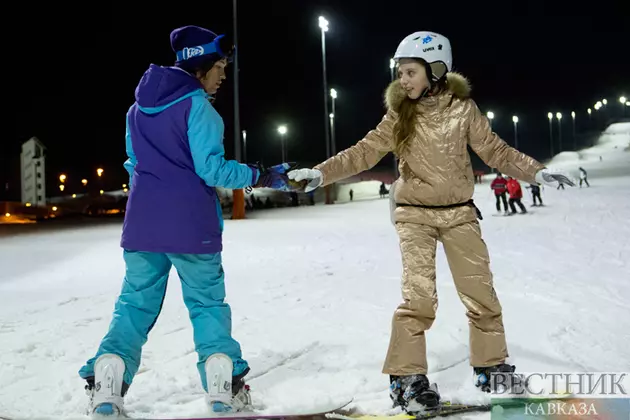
394, 31, 452, 82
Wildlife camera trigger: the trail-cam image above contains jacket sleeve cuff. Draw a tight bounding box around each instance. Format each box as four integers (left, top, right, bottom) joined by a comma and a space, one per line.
251, 167, 259, 185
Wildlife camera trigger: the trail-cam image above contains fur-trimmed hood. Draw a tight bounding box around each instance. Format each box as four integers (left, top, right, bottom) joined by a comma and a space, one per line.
384, 72, 471, 113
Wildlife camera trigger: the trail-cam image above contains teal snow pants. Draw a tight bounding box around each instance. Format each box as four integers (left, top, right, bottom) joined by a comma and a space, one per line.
78, 250, 248, 391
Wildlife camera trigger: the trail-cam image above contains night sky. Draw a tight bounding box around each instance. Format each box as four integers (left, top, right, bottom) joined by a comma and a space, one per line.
2, 1, 628, 200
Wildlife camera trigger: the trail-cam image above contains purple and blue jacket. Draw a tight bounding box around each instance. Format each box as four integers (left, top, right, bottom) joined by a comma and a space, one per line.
121, 64, 258, 254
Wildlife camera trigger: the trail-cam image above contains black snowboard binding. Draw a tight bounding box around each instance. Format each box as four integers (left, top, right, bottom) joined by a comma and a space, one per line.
389, 374, 440, 413
474, 363, 526, 393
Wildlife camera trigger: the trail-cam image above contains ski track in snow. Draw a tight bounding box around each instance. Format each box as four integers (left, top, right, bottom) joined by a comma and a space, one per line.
0, 124, 629, 419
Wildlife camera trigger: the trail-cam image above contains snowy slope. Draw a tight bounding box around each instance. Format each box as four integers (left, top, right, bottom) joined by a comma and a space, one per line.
0, 125, 629, 419
542, 122, 630, 180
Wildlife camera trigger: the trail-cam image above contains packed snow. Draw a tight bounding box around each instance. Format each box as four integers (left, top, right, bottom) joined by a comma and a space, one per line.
0, 123, 629, 419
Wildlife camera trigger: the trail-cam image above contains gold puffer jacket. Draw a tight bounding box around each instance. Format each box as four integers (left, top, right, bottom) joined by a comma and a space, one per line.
314, 72, 545, 208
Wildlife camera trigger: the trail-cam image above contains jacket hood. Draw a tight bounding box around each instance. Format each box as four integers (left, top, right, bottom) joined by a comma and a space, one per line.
384, 72, 472, 113
134, 64, 204, 109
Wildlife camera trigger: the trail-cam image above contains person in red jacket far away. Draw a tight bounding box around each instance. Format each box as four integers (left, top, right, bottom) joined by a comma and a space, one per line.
490, 173, 509, 215
506, 177, 527, 214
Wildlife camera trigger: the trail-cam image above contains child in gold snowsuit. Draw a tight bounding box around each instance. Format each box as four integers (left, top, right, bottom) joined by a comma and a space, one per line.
289, 31, 573, 412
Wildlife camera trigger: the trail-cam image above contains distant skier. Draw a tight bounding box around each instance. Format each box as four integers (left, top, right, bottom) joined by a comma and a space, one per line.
379, 182, 388, 198
287, 31, 574, 413
490, 173, 509, 214
526, 183, 543, 207
78, 25, 296, 417
507, 177, 527, 214
579, 167, 590, 187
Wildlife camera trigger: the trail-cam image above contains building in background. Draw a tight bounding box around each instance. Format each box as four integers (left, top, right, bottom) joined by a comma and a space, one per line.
20, 137, 46, 207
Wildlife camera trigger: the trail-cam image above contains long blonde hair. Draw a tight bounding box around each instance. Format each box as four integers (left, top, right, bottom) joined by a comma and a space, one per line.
392, 60, 447, 156
392, 96, 420, 156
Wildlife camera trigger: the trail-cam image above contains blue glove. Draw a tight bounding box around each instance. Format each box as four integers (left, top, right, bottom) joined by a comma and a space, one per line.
249, 162, 307, 192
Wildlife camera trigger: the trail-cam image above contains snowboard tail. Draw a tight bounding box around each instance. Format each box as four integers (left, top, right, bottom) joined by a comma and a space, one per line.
327, 401, 490, 420
413, 402, 490, 418
329, 394, 575, 419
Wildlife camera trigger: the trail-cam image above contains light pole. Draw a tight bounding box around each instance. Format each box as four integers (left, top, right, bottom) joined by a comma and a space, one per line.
329, 113, 335, 158
277, 125, 287, 163
330, 88, 337, 155
319, 16, 334, 205
594, 101, 603, 131
233, 0, 242, 162
571, 111, 576, 150
547, 112, 554, 158
512, 115, 519, 149
242, 130, 247, 163
486, 111, 495, 172
96, 167, 104, 194
59, 173, 67, 194
620, 96, 627, 117
390, 58, 396, 82
390, 68, 399, 177
319, 16, 331, 160
487, 111, 495, 127
231, 0, 247, 220
556, 112, 563, 152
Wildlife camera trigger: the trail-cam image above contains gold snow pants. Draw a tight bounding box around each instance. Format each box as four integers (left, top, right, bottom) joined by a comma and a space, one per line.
383, 204, 508, 376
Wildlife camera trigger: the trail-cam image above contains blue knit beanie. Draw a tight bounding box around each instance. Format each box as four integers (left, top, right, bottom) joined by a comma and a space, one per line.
170, 25, 228, 68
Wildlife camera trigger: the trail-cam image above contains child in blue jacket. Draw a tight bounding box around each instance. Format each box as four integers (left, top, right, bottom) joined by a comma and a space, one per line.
79, 25, 296, 416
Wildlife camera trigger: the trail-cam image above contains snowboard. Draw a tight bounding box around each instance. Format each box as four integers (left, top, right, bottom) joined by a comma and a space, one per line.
124, 399, 354, 420
327, 401, 490, 420
328, 394, 574, 419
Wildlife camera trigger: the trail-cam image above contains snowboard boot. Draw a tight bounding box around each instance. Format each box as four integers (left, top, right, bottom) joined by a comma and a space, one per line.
474, 363, 525, 393
205, 353, 252, 413
230, 368, 253, 412
84, 353, 129, 417
389, 374, 440, 413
